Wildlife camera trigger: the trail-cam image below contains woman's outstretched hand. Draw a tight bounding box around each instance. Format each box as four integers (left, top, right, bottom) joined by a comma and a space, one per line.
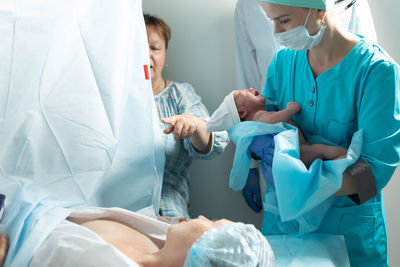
162, 115, 199, 140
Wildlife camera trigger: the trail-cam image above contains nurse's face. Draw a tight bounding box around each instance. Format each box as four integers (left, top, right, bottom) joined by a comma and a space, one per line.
146, 25, 167, 83
233, 89, 266, 119
261, 3, 319, 35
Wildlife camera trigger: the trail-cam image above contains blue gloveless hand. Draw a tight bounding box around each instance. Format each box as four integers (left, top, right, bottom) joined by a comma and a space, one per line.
242, 168, 262, 213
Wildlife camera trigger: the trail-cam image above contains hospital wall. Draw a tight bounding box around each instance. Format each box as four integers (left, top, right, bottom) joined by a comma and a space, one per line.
143, 0, 400, 265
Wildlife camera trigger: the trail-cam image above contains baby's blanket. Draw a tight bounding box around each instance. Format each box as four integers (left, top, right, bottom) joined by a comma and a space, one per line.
228, 121, 362, 234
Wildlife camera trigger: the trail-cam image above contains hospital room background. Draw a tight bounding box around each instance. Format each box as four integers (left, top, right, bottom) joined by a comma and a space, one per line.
143, 0, 400, 265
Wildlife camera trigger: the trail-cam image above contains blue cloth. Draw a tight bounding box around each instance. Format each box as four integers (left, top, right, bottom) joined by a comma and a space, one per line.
229, 121, 293, 191
155, 81, 229, 218
248, 133, 277, 188
267, 233, 351, 266
0, 175, 71, 267
263, 39, 400, 266
229, 121, 362, 235
260, 0, 328, 10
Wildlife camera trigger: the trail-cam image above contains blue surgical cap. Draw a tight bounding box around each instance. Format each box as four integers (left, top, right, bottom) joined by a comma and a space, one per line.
183, 223, 275, 267
261, 0, 329, 10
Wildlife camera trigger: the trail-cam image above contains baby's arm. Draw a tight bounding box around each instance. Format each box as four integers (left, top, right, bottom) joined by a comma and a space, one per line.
300, 143, 347, 167
253, 102, 300, 124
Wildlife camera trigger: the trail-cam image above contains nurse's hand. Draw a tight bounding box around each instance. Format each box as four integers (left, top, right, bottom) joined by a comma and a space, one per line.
163, 115, 198, 140
242, 168, 262, 213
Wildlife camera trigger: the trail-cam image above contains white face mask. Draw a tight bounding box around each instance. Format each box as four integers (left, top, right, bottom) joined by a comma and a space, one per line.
274, 9, 326, 50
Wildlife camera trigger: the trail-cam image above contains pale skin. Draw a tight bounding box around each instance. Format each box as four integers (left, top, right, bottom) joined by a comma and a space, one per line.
234, 88, 347, 167
68, 216, 233, 267
146, 25, 212, 153
261, 3, 359, 195
0, 233, 8, 267
0, 217, 232, 267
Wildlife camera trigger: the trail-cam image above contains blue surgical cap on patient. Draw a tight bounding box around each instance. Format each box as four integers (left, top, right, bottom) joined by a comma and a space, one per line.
183, 223, 275, 267
261, 0, 330, 10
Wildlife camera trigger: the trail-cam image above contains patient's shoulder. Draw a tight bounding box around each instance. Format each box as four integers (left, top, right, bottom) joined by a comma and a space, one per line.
79, 219, 159, 261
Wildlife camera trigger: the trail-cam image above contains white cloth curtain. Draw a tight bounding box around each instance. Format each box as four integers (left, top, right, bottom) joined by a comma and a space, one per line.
0, 0, 164, 265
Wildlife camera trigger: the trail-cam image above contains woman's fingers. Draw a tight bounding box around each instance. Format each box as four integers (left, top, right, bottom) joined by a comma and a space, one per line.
163, 124, 174, 134
162, 116, 176, 134
185, 124, 196, 137
163, 115, 197, 140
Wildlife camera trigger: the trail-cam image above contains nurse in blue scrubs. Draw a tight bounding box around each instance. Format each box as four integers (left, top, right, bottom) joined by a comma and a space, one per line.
259, 0, 400, 266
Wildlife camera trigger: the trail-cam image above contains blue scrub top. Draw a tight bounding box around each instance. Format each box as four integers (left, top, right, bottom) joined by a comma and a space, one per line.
263, 39, 400, 266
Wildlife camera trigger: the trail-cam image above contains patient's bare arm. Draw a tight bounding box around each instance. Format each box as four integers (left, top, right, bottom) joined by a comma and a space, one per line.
0, 233, 9, 267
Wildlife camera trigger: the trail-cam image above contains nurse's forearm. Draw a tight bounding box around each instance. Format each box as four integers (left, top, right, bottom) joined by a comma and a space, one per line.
190, 118, 212, 154
333, 171, 357, 196
334, 159, 377, 204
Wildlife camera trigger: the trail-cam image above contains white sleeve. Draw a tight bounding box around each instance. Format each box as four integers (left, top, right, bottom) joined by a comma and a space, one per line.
234, 0, 260, 90
347, 0, 378, 43
233, 0, 278, 93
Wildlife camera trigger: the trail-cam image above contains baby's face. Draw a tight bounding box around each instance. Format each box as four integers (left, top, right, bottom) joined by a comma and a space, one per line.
233, 88, 266, 115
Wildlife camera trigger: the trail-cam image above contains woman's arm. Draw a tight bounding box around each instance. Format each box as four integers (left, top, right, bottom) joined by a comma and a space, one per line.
347, 61, 400, 203
334, 171, 357, 196
174, 82, 229, 157
162, 114, 212, 153
336, 159, 377, 204
189, 116, 213, 153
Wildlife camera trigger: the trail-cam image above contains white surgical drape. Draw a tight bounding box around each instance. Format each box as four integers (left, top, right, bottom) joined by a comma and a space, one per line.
0, 0, 164, 265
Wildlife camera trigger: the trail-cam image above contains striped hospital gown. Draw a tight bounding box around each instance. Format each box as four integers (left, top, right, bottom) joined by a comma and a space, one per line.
154, 81, 229, 218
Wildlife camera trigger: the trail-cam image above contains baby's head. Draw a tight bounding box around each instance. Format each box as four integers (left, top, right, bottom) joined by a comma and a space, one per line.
206, 89, 265, 132
233, 88, 266, 121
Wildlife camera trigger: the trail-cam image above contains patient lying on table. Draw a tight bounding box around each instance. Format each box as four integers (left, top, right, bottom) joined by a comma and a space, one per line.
26, 207, 274, 266
74, 216, 236, 266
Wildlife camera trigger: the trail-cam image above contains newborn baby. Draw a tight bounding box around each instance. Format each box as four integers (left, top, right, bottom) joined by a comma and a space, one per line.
207, 89, 347, 186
